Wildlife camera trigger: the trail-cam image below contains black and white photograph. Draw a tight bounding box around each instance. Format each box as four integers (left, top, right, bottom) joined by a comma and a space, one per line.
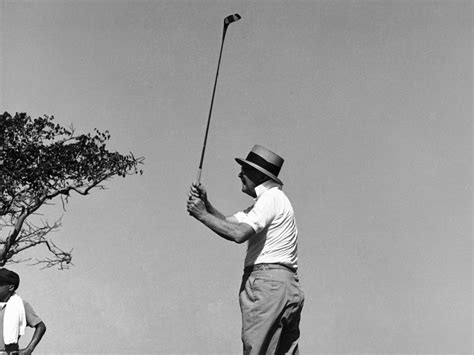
0, 0, 471, 353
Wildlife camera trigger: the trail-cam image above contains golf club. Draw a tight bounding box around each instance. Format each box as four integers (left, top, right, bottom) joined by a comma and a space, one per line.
195, 13, 242, 184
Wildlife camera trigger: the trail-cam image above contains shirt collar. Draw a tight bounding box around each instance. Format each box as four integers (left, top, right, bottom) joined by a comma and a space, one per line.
254, 180, 281, 199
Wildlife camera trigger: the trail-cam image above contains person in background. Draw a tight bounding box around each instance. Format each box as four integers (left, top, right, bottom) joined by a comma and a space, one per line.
0, 268, 46, 355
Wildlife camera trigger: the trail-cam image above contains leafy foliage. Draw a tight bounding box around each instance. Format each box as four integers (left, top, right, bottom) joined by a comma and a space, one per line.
0, 112, 144, 269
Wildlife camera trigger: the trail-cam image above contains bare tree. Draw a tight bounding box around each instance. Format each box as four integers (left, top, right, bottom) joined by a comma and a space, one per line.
0, 112, 144, 269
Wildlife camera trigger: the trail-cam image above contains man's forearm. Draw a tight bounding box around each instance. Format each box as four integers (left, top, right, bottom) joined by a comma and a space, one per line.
199, 212, 254, 244
22, 322, 46, 354
205, 200, 226, 220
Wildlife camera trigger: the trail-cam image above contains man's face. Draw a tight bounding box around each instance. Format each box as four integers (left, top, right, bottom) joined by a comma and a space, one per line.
238, 166, 258, 197
0, 284, 14, 302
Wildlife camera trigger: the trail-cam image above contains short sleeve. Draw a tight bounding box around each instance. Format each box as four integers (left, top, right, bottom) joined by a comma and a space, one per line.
233, 193, 275, 233
23, 301, 42, 328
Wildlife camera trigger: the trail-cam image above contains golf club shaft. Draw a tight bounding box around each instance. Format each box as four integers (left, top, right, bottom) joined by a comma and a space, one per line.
195, 28, 228, 184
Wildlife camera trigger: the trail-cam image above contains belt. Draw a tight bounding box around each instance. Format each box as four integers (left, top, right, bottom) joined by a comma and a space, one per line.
0, 352, 19, 355
244, 263, 296, 274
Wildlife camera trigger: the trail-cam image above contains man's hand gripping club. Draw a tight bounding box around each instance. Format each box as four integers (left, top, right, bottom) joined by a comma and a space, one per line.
187, 182, 209, 221
186, 182, 255, 244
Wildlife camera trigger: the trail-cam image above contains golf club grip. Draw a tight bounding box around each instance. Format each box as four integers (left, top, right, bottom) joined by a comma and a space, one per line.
195, 168, 202, 184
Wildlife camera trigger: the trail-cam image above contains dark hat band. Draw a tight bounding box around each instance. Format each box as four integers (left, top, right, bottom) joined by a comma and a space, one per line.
245, 151, 281, 176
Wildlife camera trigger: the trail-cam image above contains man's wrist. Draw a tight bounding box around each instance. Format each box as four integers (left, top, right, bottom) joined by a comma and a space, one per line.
199, 210, 213, 224
204, 200, 213, 210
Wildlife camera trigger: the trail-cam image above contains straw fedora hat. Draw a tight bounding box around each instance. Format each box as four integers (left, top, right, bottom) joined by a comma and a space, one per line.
235, 145, 284, 185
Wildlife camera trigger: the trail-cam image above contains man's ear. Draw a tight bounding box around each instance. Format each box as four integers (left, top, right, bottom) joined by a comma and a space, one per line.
8, 285, 15, 292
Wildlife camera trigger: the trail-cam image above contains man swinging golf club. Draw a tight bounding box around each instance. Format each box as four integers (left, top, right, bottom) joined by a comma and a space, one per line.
187, 145, 305, 354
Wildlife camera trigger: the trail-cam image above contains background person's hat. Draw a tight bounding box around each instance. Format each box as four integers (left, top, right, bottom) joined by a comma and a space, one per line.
235, 145, 284, 185
0, 268, 20, 289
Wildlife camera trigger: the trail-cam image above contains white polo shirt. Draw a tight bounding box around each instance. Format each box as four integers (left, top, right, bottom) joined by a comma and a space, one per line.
233, 180, 298, 270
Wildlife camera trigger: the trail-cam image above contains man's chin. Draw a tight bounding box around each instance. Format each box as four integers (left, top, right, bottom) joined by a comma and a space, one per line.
241, 185, 254, 197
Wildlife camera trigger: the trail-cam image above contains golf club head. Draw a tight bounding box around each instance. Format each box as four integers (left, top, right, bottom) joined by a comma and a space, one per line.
224, 13, 241, 26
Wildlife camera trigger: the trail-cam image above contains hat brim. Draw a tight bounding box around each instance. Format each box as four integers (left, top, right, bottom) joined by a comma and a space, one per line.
235, 158, 283, 185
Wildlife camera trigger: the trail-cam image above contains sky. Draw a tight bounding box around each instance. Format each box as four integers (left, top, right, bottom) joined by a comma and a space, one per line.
0, 0, 472, 354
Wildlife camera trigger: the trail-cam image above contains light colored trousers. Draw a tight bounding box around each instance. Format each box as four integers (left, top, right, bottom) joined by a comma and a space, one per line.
239, 265, 305, 355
